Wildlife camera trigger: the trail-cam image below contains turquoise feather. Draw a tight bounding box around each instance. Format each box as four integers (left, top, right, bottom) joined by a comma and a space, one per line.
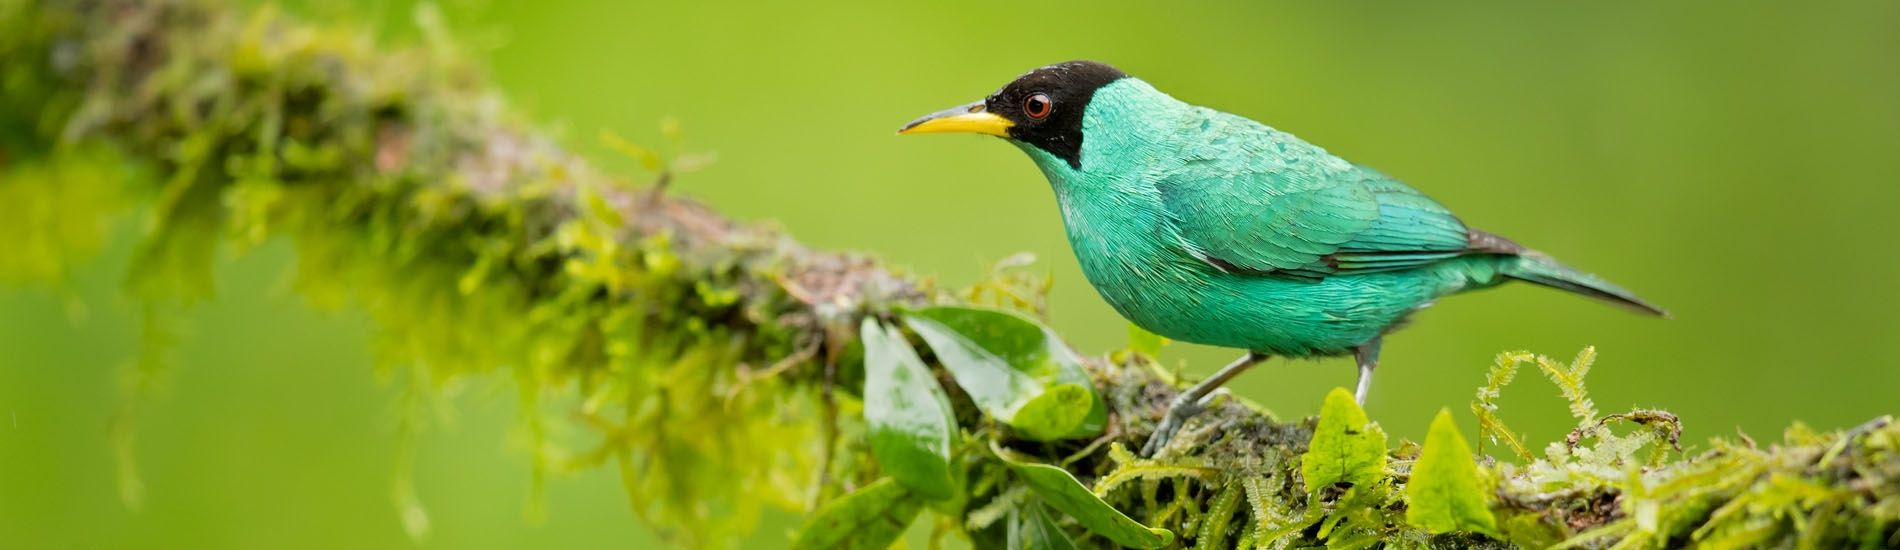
1004, 77, 1663, 357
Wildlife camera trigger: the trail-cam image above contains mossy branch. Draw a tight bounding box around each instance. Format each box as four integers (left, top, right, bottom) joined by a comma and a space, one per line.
3, 1, 1896, 548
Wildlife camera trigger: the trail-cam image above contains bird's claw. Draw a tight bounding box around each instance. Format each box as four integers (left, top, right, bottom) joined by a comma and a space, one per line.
1140, 399, 1198, 457
1140, 389, 1228, 457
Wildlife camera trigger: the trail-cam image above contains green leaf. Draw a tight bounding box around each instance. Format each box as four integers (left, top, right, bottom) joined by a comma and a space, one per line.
905, 307, 1104, 440
791, 477, 924, 550
1009, 499, 1079, 550
993, 443, 1174, 549
861, 318, 961, 501
1302, 387, 1389, 492
1008, 384, 1094, 442
1127, 322, 1168, 356
1405, 409, 1498, 535
1498, 511, 1566, 549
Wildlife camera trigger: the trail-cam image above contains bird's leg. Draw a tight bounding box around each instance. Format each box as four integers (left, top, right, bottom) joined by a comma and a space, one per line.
1353, 337, 1383, 405
1141, 351, 1267, 457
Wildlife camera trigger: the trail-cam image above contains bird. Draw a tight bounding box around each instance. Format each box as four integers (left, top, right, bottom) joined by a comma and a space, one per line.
897, 60, 1665, 456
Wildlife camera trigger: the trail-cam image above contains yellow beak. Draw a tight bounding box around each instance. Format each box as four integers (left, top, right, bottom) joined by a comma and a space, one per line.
897, 101, 1013, 137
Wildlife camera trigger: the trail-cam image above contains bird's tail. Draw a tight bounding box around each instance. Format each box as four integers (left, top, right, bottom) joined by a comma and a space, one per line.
1500, 253, 1669, 317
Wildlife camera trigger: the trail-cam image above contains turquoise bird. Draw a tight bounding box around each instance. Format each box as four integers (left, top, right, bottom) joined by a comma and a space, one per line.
898, 61, 1665, 456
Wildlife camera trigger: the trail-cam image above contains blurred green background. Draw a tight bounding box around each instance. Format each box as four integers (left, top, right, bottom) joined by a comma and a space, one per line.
4, 1, 1898, 547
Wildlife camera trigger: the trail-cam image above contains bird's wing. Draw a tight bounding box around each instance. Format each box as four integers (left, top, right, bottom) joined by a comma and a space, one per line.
1327, 167, 1483, 272
1157, 159, 1482, 280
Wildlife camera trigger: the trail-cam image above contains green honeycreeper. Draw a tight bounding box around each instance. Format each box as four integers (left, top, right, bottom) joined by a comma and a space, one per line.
898, 61, 1665, 456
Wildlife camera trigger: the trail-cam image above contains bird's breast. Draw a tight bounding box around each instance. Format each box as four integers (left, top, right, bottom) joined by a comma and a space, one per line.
1051, 183, 1220, 330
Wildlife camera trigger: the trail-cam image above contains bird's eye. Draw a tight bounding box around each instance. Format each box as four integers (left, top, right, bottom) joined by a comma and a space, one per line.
1023, 93, 1052, 119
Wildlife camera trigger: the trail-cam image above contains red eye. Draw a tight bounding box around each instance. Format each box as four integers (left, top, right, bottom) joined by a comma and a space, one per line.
1024, 93, 1052, 119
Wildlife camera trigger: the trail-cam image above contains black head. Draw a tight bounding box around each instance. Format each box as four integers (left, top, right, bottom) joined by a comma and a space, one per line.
983, 61, 1128, 167
899, 60, 1128, 169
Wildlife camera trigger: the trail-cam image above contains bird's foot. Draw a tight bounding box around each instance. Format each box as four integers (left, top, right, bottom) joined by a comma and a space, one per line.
1140, 389, 1229, 457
